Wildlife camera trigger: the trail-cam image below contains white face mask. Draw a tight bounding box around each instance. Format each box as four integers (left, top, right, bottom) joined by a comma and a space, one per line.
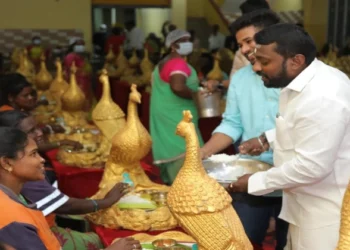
33, 39, 41, 45
176, 42, 193, 56
74, 45, 85, 53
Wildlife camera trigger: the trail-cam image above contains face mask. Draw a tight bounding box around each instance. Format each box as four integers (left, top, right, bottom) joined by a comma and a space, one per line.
176, 42, 193, 56
74, 45, 85, 53
33, 39, 41, 45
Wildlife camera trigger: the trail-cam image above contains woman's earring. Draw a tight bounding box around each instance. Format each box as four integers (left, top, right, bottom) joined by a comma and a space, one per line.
6, 167, 12, 173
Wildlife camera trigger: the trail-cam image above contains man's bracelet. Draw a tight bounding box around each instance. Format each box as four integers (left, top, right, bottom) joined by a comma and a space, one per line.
257, 136, 265, 149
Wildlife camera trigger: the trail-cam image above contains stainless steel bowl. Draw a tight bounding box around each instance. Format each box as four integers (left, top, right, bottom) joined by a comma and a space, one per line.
202, 158, 272, 187
151, 192, 168, 207
152, 239, 177, 249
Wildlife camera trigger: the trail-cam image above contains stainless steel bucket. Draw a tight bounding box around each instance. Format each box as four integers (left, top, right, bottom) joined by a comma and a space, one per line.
192, 91, 222, 118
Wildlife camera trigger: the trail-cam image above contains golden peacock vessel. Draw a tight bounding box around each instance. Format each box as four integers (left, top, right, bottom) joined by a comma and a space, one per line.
336, 180, 350, 250
47, 62, 97, 146
87, 84, 177, 231
33, 54, 57, 116
167, 110, 252, 250
49, 58, 69, 108
120, 48, 154, 88
16, 49, 35, 84
56, 69, 125, 167
206, 52, 227, 114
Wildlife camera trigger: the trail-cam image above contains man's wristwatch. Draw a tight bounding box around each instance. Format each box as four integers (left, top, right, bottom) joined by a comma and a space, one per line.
258, 133, 269, 150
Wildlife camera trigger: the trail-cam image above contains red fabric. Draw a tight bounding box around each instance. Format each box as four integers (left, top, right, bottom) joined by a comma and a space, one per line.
141, 91, 150, 131
91, 224, 276, 249
90, 224, 184, 247
110, 80, 130, 115
198, 117, 236, 155
160, 58, 191, 83
46, 149, 103, 198
105, 35, 126, 55
45, 150, 162, 197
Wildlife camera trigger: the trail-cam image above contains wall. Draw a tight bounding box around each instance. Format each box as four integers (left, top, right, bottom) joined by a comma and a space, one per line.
303, 0, 328, 50
92, 0, 169, 5
0, 0, 92, 50
187, 0, 229, 35
172, 0, 188, 29
136, 8, 171, 37
269, 0, 303, 11
187, 0, 205, 17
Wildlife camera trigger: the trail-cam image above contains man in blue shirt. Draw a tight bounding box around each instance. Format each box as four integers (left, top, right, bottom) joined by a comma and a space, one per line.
201, 10, 288, 250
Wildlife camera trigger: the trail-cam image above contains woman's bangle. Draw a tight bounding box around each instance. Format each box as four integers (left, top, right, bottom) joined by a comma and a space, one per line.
90, 199, 99, 212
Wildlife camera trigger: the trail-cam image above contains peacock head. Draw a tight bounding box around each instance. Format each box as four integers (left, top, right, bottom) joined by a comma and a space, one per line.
176, 110, 193, 137
129, 84, 141, 104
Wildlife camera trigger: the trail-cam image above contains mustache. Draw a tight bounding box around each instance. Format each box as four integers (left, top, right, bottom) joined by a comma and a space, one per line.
256, 71, 269, 79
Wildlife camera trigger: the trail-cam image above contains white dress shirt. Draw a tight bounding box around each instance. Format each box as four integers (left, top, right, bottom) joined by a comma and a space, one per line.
126, 27, 145, 50
208, 32, 225, 51
248, 59, 350, 230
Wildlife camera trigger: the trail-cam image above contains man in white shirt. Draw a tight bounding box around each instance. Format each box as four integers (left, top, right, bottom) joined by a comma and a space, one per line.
208, 24, 225, 52
125, 21, 145, 52
228, 23, 350, 250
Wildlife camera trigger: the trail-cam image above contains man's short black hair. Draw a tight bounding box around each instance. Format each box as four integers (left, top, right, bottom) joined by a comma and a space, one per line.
254, 23, 317, 65
240, 0, 270, 14
230, 9, 280, 35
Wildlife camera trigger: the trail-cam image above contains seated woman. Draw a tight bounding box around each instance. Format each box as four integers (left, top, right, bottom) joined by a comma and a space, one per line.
0, 127, 141, 250
0, 110, 136, 249
150, 29, 204, 185
0, 74, 83, 145
0, 74, 52, 115
0, 76, 83, 184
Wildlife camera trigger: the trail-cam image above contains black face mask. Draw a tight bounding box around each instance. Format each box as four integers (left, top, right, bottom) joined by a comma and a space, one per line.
257, 59, 294, 89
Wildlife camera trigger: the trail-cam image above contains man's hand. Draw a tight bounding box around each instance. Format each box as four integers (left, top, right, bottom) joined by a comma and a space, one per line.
51, 124, 65, 133
226, 174, 252, 193
239, 136, 269, 156
105, 237, 142, 250
202, 79, 220, 92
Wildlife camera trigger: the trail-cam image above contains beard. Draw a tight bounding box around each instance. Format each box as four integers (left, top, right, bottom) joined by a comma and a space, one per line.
258, 60, 294, 88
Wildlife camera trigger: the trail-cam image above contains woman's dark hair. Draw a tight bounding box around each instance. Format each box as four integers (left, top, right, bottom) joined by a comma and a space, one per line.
254, 23, 317, 66
0, 110, 29, 129
0, 127, 28, 159
0, 73, 31, 106
230, 9, 280, 35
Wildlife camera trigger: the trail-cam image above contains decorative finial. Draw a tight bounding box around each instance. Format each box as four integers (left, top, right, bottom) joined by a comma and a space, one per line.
182, 110, 193, 123
131, 83, 137, 92
70, 61, 77, 74
101, 68, 108, 76
40, 53, 46, 61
